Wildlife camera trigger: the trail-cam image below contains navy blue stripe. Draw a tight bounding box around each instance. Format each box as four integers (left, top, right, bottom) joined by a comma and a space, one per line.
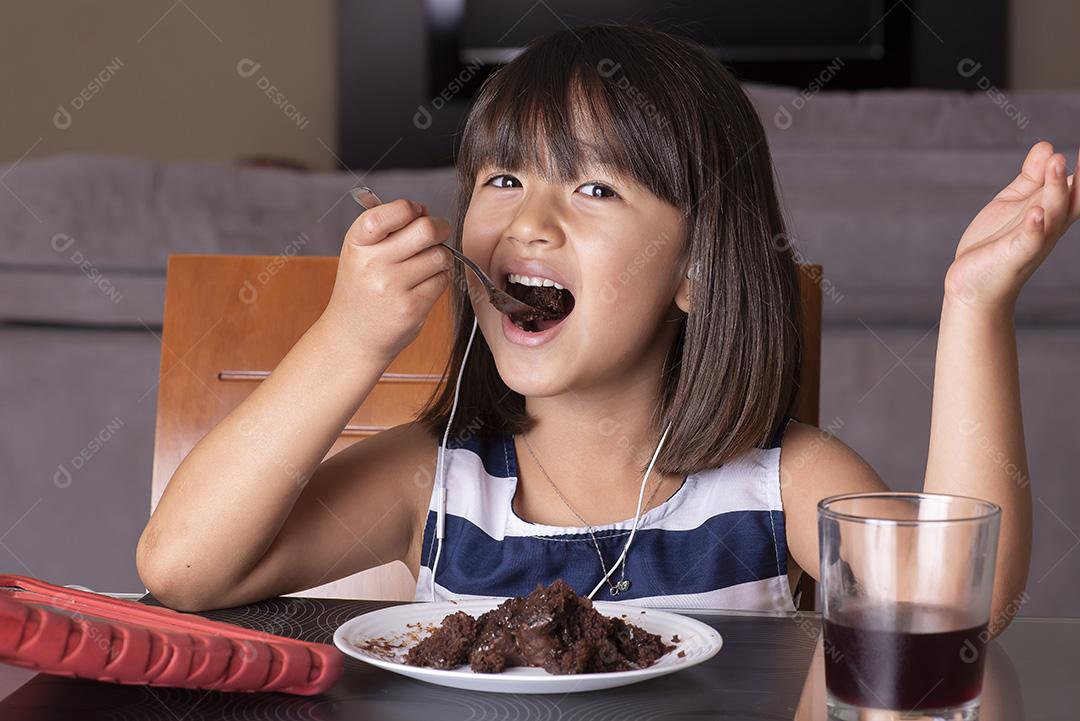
773, 503, 789, 577
443, 432, 516, 479
421, 509, 785, 601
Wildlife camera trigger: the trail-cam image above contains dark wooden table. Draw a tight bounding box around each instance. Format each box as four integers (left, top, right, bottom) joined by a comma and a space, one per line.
0, 594, 1076, 719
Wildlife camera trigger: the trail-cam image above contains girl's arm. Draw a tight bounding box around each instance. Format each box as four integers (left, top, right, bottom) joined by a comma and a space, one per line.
137, 198, 453, 611
925, 142, 1078, 630
137, 318, 419, 612
781, 142, 1078, 637
922, 298, 1031, 631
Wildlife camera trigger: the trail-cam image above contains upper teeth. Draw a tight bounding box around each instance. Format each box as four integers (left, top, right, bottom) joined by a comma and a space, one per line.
508, 273, 564, 290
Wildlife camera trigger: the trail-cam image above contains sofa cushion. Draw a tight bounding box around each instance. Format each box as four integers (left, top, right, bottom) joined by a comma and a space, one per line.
743, 81, 1080, 151
0, 155, 456, 325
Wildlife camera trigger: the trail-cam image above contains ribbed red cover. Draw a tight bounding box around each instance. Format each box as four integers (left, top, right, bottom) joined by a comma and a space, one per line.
0, 574, 342, 695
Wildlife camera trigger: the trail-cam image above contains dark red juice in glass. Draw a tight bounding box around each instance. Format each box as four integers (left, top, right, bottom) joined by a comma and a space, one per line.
823, 601, 988, 711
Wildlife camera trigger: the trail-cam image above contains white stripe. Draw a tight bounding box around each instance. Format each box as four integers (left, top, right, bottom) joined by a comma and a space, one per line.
416, 567, 795, 612
610, 577, 797, 612
430, 444, 784, 541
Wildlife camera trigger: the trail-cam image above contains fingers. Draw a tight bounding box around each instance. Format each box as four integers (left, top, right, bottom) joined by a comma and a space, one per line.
346, 198, 425, 246
397, 243, 454, 290
379, 214, 453, 263
1041, 152, 1070, 236
409, 261, 453, 300
999, 141, 1055, 201
1011, 204, 1047, 262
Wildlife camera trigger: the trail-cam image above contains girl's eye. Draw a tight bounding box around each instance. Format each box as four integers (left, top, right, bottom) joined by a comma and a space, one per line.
485, 174, 522, 189
577, 182, 619, 199
482, 174, 618, 198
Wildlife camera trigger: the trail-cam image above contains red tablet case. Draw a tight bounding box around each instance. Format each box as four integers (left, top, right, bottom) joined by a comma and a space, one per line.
0, 574, 342, 695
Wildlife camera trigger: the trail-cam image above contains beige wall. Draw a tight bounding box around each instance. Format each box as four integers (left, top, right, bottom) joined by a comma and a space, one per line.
1, 0, 1076, 168
0, 0, 337, 169
1008, 0, 1080, 90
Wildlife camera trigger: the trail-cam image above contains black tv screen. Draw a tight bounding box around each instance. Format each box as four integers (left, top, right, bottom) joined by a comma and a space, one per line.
458, 0, 886, 63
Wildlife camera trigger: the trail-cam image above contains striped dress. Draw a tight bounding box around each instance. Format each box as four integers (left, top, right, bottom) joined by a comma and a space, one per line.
415, 416, 797, 611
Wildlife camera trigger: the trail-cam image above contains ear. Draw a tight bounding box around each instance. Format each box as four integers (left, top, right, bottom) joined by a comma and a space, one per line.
674, 256, 696, 313
674, 272, 691, 313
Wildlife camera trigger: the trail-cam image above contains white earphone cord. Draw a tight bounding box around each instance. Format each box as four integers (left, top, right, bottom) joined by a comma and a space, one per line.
430, 316, 479, 602
431, 314, 674, 603
586, 419, 673, 599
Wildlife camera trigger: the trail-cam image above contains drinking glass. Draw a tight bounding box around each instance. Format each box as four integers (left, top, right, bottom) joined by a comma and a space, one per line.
817, 492, 1001, 721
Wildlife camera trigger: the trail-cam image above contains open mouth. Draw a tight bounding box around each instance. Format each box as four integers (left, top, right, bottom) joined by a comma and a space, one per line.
505, 274, 576, 333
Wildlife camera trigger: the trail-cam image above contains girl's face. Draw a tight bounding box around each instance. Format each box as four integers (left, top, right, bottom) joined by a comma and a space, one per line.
461, 160, 691, 398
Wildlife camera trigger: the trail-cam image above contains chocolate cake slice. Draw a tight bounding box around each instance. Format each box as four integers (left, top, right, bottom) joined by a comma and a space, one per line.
400, 611, 478, 670
404, 579, 675, 674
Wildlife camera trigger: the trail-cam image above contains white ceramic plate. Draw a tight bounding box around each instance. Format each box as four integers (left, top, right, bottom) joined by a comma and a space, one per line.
333, 598, 723, 694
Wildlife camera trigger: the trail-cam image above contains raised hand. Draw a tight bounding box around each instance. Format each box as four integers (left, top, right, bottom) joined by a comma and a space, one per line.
945, 141, 1080, 312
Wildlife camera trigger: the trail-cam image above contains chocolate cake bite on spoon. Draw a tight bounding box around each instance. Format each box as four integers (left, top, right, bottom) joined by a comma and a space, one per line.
504, 281, 575, 331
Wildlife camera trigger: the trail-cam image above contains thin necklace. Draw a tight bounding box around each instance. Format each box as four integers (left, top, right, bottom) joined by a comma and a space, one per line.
520, 432, 666, 596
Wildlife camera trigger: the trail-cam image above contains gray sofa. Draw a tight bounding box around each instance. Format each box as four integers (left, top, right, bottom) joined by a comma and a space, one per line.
2, 82, 1078, 615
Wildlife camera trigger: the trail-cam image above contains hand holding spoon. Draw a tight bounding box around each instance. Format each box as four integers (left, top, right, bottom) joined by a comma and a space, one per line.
349, 186, 553, 320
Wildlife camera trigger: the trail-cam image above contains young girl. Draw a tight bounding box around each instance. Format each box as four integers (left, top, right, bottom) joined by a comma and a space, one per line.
138, 25, 1073, 638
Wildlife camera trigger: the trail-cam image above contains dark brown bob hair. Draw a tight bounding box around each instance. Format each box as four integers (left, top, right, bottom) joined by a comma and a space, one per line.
415, 23, 803, 475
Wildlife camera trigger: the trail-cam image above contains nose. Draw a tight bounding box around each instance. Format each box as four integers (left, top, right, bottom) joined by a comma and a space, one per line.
503, 186, 566, 249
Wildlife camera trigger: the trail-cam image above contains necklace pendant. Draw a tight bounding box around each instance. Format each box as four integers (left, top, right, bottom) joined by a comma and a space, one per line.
615, 579, 631, 593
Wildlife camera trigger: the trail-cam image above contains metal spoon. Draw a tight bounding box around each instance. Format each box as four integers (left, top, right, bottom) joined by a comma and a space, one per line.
349, 186, 554, 319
